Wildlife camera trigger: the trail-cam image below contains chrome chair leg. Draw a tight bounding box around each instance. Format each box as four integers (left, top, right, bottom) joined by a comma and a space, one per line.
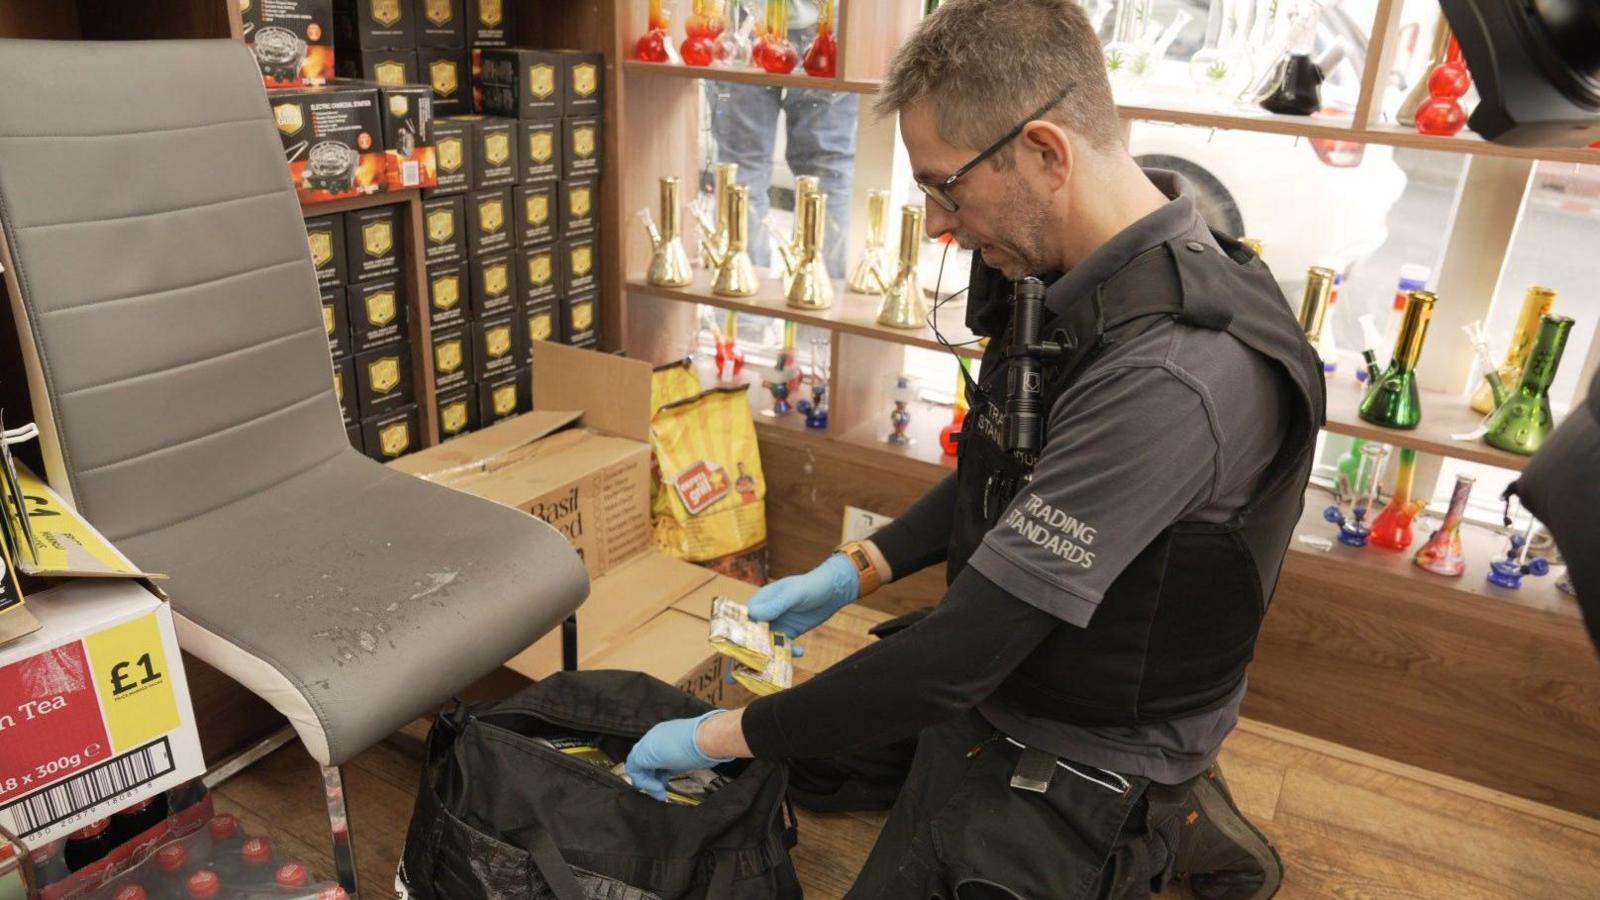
322, 765, 360, 897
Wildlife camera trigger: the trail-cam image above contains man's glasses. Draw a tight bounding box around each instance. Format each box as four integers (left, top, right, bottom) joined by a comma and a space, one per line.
914, 88, 1070, 214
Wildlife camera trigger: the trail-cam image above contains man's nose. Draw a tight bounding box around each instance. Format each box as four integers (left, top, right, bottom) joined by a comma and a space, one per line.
925, 203, 957, 240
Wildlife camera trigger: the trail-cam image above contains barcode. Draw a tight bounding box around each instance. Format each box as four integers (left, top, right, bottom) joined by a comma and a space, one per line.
0, 738, 174, 838
402, 161, 420, 187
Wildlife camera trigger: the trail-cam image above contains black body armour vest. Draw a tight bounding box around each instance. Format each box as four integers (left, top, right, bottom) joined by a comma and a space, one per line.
950, 233, 1327, 727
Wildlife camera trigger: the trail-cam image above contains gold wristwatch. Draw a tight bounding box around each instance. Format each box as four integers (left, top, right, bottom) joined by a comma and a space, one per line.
837, 541, 883, 597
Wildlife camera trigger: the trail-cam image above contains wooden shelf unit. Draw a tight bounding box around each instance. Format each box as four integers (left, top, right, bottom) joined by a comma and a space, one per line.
623, 59, 881, 94
1321, 379, 1539, 472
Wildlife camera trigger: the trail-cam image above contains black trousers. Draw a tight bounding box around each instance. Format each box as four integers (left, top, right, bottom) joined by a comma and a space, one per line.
791, 711, 1178, 900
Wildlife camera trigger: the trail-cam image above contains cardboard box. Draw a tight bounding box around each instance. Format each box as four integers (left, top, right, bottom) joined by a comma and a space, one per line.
342, 203, 403, 281
465, 0, 512, 46
346, 276, 409, 354
430, 323, 473, 393
559, 175, 597, 236
304, 214, 347, 290
561, 116, 601, 179
0, 580, 204, 850
333, 355, 357, 426
347, 424, 365, 453
334, 0, 416, 50
425, 259, 469, 329
418, 47, 471, 116
466, 186, 514, 256
414, 0, 465, 47
436, 386, 479, 440
443, 115, 516, 190
552, 50, 604, 117
519, 243, 557, 308
270, 86, 384, 203
241, 0, 334, 88
518, 120, 560, 185
421, 195, 466, 265
354, 344, 416, 417
321, 287, 351, 358
423, 115, 474, 195
479, 49, 563, 119
361, 404, 419, 461
336, 48, 416, 84
524, 299, 560, 364
467, 250, 516, 318
373, 83, 438, 190
562, 289, 598, 347
472, 312, 522, 380
477, 366, 531, 427
558, 234, 597, 296
514, 181, 559, 249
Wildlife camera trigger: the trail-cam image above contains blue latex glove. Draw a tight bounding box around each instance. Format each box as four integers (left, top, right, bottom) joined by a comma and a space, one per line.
625, 710, 734, 802
745, 553, 859, 656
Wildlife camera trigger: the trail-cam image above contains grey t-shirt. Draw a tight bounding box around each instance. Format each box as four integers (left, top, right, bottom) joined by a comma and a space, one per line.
968, 173, 1292, 783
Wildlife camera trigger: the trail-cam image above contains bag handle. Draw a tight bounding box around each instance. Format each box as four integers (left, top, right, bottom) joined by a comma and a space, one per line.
526, 826, 586, 900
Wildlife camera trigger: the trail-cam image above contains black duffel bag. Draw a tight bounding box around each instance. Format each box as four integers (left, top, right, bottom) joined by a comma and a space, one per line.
400, 670, 802, 899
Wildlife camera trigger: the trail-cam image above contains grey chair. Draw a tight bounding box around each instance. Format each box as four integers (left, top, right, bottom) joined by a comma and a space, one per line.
0, 38, 589, 893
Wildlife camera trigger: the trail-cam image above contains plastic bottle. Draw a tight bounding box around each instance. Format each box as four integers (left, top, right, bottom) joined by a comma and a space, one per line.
276, 863, 311, 891
235, 837, 278, 885
151, 841, 194, 899
111, 795, 170, 847
64, 819, 116, 872
28, 841, 71, 888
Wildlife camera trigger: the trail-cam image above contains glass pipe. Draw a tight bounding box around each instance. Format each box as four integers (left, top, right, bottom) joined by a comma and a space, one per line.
1241, 0, 1293, 102
1335, 438, 1367, 491
683, 0, 726, 67
1415, 474, 1473, 576
1189, 0, 1253, 97
1132, 8, 1193, 83
1324, 442, 1389, 547
1359, 290, 1435, 429
1297, 266, 1335, 370
712, 309, 744, 380
636, 0, 678, 63
777, 191, 832, 309
940, 358, 972, 456
754, 0, 798, 74
1416, 37, 1471, 137
848, 189, 891, 295
1487, 525, 1551, 590
1368, 448, 1426, 550
695, 162, 736, 269
1103, 0, 1154, 91
795, 338, 829, 428
762, 324, 801, 416
1471, 286, 1557, 414
802, 0, 837, 77
642, 177, 695, 288
1483, 315, 1575, 455
713, 1, 755, 67
885, 375, 920, 446
1357, 313, 1385, 384
707, 185, 759, 297
873, 205, 930, 329
1398, 21, 1452, 127
1256, 0, 1337, 114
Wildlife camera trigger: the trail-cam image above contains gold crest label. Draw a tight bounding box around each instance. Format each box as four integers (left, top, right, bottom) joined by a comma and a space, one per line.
432, 275, 461, 311
369, 357, 401, 393
572, 301, 594, 331
484, 132, 511, 166
529, 64, 556, 99
425, 0, 453, 26
573, 63, 598, 97
528, 130, 554, 163
442, 401, 469, 433
526, 193, 550, 226
528, 312, 553, 342
363, 221, 394, 258
388, 94, 410, 116
435, 339, 463, 374
273, 102, 304, 136
479, 0, 503, 27
493, 384, 517, 416
307, 231, 333, 268
240, 0, 251, 14
365, 290, 397, 328
379, 421, 411, 457
334, 371, 345, 404
485, 325, 512, 359
483, 263, 508, 297
437, 137, 463, 172
426, 208, 456, 245
478, 198, 505, 234
322, 305, 335, 337
527, 253, 552, 286
430, 59, 459, 97
570, 186, 592, 218
374, 61, 407, 86
574, 126, 595, 159
371, 0, 402, 28
570, 244, 593, 277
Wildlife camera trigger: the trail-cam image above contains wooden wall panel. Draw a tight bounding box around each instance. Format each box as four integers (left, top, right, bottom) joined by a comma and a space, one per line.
0, 0, 80, 39
75, 0, 230, 40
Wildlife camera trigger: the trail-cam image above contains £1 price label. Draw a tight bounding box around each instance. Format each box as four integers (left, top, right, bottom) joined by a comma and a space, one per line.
85, 614, 179, 755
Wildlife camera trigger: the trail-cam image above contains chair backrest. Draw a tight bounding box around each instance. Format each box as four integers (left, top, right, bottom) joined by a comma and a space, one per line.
0, 38, 348, 543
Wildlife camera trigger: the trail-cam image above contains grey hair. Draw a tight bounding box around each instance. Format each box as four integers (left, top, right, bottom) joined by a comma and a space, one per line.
875, 0, 1122, 160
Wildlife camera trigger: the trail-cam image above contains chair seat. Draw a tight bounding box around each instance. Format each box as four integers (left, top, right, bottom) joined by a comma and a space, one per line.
119, 447, 589, 766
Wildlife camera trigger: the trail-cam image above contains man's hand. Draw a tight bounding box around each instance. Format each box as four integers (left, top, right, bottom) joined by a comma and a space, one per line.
625, 710, 735, 801
746, 553, 860, 655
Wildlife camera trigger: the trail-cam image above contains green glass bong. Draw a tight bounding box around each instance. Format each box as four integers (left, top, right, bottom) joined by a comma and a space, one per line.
1479, 314, 1575, 455
1359, 289, 1436, 429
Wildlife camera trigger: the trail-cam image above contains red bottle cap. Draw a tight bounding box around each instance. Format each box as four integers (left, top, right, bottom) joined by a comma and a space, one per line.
241, 836, 273, 865
316, 886, 349, 900
276, 862, 310, 888
70, 819, 111, 839
207, 815, 239, 841
156, 843, 189, 872
115, 886, 149, 900
186, 870, 220, 899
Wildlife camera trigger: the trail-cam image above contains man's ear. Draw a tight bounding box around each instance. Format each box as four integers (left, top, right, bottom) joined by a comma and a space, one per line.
1019, 121, 1073, 191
